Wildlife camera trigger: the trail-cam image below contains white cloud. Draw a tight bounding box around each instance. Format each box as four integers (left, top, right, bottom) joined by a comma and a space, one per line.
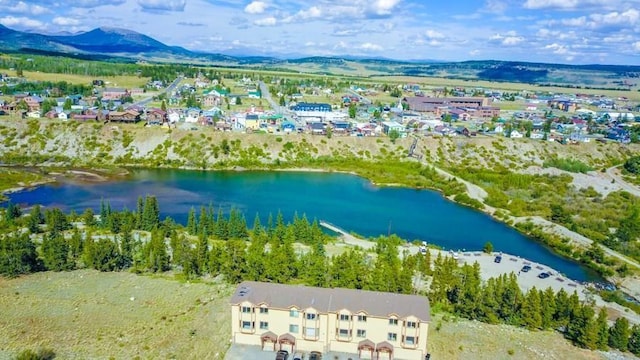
52, 16, 80, 26
254, 17, 277, 26
360, 42, 383, 51
545, 43, 569, 54
633, 41, 640, 52
0, 15, 45, 29
425, 29, 444, 39
490, 32, 524, 46
561, 16, 587, 26
370, 0, 401, 15
12, 1, 49, 15
244, 1, 267, 15
590, 9, 640, 27
137, 0, 185, 12
523, 0, 607, 10
74, 0, 126, 7
483, 0, 508, 14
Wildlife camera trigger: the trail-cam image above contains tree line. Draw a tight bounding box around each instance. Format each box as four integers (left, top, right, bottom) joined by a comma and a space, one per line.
1, 196, 640, 355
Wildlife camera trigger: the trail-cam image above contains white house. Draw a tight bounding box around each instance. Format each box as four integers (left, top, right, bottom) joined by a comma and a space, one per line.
510, 130, 524, 138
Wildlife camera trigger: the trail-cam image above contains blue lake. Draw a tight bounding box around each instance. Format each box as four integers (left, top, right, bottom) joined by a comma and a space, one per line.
6, 168, 601, 282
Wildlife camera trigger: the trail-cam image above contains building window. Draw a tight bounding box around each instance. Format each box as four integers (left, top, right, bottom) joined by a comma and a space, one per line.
406, 321, 417, 328
289, 324, 299, 334
260, 321, 269, 330
357, 329, 366, 338
357, 315, 367, 322
260, 307, 269, 314
388, 333, 397, 341
306, 313, 317, 320
404, 336, 416, 345
241, 306, 252, 313
305, 327, 318, 337
338, 328, 350, 338
242, 321, 253, 330
339, 314, 351, 321
389, 318, 398, 326
290, 309, 299, 318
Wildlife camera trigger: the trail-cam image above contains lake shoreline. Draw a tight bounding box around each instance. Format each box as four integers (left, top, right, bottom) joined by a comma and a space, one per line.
0, 163, 620, 285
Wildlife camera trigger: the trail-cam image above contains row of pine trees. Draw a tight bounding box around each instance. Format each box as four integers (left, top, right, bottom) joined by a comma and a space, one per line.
1, 196, 640, 354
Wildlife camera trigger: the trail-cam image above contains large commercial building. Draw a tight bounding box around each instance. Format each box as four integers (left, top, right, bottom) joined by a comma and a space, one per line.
230, 281, 431, 359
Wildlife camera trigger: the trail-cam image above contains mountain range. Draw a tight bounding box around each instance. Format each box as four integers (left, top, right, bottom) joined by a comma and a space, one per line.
1, 24, 640, 89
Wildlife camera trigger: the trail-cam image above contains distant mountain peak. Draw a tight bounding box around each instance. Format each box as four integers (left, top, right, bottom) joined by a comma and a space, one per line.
94, 27, 140, 35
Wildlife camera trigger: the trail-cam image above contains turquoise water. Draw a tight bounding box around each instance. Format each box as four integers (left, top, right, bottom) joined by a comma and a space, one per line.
6, 168, 601, 281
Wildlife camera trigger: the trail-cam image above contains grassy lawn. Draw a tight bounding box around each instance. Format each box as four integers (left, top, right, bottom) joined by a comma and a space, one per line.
0, 270, 233, 359
17, 70, 150, 88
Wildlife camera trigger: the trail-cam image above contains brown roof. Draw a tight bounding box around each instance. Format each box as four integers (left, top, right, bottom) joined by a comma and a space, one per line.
230, 281, 430, 322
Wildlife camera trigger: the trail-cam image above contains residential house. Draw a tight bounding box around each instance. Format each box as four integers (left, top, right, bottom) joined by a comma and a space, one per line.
455, 126, 470, 137
185, 108, 201, 123
146, 109, 167, 125
203, 93, 221, 108
247, 90, 261, 99
73, 114, 98, 122
26, 110, 41, 118
230, 281, 430, 360
102, 87, 128, 101
381, 121, 405, 136
509, 130, 524, 138
108, 109, 140, 123
23, 96, 43, 111
167, 110, 181, 124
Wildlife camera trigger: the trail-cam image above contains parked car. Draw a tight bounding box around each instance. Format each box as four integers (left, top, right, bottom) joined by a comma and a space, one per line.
292, 352, 303, 360
521, 265, 531, 273
309, 351, 322, 360
494, 255, 502, 263
276, 350, 289, 360
538, 272, 550, 279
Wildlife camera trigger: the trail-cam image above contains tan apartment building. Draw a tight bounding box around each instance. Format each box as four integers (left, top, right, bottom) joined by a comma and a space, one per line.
230, 281, 431, 360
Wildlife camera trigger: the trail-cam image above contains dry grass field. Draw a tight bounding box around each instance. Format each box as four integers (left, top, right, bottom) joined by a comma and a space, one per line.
0, 271, 634, 360
16, 71, 150, 88
0, 270, 234, 360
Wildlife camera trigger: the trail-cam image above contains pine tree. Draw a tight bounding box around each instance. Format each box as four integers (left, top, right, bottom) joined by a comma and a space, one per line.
141, 196, 160, 231
195, 228, 210, 275
329, 249, 369, 290
609, 317, 630, 351
187, 207, 197, 235
214, 208, 229, 240
68, 227, 84, 262
456, 262, 482, 319
5, 201, 22, 224
540, 287, 556, 330
628, 324, 640, 356
0, 233, 41, 276
145, 230, 170, 272
27, 205, 44, 233
120, 229, 135, 269
595, 308, 609, 350
92, 238, 121, 272
82, 208, 96, 227
520, 288, 543, 330
41, 231, 72, 271
220, 239, 247, 283
135, 196, 144, 228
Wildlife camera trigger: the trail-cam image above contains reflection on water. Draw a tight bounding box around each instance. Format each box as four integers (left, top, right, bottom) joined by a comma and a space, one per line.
6, 168, 601, 282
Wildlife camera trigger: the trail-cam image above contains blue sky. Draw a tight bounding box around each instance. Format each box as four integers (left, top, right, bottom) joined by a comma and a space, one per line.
1, 0, 639, 64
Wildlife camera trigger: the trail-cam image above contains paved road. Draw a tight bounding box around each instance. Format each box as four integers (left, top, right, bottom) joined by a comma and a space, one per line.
346, 88, 371, 105
132, 76, 183, 107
